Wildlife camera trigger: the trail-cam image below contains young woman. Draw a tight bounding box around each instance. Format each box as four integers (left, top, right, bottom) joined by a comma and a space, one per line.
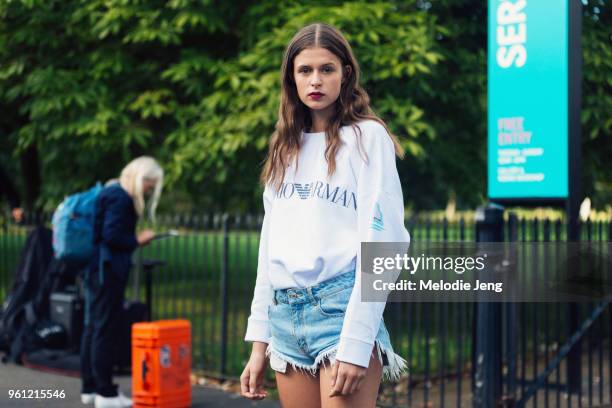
80, 156, 163, 408
241, 23, 410, 408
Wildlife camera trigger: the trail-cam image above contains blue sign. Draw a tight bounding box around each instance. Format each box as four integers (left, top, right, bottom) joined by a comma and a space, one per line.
488, 0, 569, 200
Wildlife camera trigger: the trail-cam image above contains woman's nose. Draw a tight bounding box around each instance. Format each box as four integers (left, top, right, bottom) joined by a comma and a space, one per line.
310, 72, 322, 86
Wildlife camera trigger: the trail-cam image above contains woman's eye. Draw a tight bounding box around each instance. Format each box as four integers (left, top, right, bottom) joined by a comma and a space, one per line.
297, 66, 335, 74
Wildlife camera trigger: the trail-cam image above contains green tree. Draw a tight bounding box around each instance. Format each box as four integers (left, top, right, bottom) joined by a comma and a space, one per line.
0, 0, 609, 213
165, 0, 443, 211
0, 0, 241, 210
581, 0, 611, 207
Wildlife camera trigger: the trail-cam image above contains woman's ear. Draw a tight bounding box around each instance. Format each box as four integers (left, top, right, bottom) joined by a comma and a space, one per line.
342, 65, 352, 83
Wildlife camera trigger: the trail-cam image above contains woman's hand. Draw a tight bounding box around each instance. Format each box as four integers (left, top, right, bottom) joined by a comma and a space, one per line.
137, 229, 155, 246
240, 342, 268, 400
329, 360, 367, 397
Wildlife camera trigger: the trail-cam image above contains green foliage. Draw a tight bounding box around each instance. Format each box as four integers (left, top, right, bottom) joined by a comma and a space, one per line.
0, 0, 236, 209
0, 0, 609, 212
164, 1, 444, 211
581, 0, 611, 207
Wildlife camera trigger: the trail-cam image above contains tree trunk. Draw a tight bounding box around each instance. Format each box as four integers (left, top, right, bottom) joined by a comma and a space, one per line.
19, 144, 41, 213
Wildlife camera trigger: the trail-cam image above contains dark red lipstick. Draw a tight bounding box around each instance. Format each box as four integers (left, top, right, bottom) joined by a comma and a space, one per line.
308, 92, 324, 100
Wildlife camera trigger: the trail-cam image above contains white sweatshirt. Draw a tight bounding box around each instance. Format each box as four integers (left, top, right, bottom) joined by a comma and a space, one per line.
244, 119, 410, 368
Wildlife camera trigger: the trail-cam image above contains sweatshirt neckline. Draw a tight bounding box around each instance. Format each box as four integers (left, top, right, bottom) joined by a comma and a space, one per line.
303, 130, 326, 136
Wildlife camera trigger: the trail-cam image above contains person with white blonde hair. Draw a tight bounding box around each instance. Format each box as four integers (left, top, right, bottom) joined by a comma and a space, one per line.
80, 156, 163, 408
118, 156, 164, 222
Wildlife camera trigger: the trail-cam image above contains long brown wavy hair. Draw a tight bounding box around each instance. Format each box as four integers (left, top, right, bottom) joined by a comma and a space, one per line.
261, 23, 404, 189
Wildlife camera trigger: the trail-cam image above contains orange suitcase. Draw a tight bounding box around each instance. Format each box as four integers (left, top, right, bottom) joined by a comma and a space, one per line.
132, 320, 192, 407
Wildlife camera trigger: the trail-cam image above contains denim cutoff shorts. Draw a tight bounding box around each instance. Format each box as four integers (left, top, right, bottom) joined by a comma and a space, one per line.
267, 270, 406, 381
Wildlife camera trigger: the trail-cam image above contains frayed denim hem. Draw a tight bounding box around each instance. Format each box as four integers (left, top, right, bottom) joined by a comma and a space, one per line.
266, 341, 407, 382
266, 344, 320, 377
373, 340, 408, 382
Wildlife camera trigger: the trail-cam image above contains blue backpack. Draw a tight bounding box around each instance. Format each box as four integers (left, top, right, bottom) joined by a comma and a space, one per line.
52, 183, 103, 264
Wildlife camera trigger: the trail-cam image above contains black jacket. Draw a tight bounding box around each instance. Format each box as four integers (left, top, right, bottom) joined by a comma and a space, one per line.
90, 184, 139, 283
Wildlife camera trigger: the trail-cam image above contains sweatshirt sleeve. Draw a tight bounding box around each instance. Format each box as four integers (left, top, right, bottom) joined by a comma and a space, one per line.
335, 122, 410, 368
244, 185, 275, 343
101, 193, 139, 252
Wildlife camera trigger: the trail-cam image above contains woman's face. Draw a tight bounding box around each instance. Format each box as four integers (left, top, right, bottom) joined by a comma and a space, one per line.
293, 47, 347, 117
143, 177, 157, 195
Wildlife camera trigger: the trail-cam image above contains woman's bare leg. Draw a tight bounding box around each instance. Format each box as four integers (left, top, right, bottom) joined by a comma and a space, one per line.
276, 367, 322, 408
318, 352, 383, 408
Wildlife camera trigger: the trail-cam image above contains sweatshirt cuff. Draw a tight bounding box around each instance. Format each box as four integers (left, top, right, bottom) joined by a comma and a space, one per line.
244, 318, 271, 343
336, 336, 374, 368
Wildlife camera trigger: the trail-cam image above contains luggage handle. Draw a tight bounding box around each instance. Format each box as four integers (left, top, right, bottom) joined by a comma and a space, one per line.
133, 258, 166, 321
141, 352, 150, 389
131, 230, 177, 312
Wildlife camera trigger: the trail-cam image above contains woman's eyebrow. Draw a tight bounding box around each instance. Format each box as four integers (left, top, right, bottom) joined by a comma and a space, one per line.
296, 62, 338, 69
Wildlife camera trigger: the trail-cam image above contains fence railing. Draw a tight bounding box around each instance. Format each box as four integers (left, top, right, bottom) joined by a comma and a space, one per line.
1, 212, 611, 407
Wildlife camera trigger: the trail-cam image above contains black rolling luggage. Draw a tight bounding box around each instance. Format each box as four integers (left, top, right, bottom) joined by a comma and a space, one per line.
114, 301, 148, 371
49, 291, 83, 351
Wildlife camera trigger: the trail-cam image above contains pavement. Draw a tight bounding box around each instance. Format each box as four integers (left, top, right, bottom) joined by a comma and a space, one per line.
0, 362, 279, 408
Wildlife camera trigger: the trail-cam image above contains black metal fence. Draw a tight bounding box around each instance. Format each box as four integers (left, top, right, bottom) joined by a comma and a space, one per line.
1, 212, 611, 407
